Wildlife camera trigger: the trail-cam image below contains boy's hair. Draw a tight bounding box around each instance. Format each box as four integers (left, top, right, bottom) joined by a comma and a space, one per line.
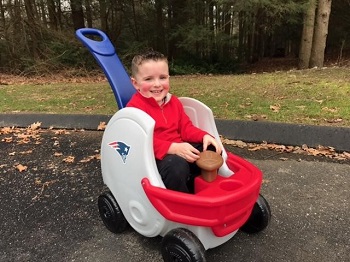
131, 50, 168, 77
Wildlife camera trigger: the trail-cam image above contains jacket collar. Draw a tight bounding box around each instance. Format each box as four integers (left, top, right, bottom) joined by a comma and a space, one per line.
137, 92, 172, 107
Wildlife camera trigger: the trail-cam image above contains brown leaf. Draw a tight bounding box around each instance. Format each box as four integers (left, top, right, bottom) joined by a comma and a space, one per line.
343, 152, 350, 159
322, 107, 338, 113
97, 122, 107, 131
54, 129, 70, 135
246, 114, 268, 121
79, 154, 100, 163
29, 122, 42, 130
248, 145, 264, 151
20, 150, 33, 154
63, 156, 75, 163
16, 164, 27, 172
223, 139, 247, 148
3, 137, 13, 143
54, 152, 63, 157
326, 118, 343, 123
1, 127, 15, 135
270, 104, 281, 112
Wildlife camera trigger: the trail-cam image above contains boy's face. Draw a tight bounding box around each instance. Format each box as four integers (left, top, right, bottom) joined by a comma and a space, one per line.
131, 60, 170, 105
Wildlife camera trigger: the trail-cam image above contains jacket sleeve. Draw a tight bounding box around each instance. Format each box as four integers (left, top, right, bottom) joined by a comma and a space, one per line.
153, 138, 172, 160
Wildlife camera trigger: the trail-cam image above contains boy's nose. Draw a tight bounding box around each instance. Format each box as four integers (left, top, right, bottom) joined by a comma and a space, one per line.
154, 78, 161, 86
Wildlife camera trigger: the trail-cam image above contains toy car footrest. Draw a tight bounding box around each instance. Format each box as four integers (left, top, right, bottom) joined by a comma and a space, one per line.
142, 173, 259, 237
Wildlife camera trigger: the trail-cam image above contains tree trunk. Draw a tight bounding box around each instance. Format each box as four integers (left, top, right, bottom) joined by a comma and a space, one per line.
24, 0, 39, 59
168, 0, 187, 59
310, 0, 332, 68
99, 0, 107, 32
85, 0, 93, 28
0, 0, 5, 33
298, 0, 317, 69
70, 0, 85, 30
238, 11, 245, 62
47, 0, 58, 29
155, 0, 165, 53
222, 4, 232, 59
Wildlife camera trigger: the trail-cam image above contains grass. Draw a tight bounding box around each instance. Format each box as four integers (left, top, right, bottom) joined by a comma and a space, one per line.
1, 66, 350, 127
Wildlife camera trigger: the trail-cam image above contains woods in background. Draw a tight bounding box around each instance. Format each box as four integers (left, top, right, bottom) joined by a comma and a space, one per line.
0, 0, 349, 75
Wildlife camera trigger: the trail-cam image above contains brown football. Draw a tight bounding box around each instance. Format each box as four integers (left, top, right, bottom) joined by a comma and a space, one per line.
196, 151, 223, 171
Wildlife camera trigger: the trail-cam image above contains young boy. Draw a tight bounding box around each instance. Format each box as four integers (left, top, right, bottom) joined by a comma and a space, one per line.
126, 50, 222, 193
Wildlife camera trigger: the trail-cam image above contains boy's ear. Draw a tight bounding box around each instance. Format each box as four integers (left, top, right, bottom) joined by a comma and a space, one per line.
130, 77, 139, 90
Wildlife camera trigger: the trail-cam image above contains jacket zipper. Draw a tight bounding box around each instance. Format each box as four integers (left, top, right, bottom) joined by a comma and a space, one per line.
160, 106, 167, 124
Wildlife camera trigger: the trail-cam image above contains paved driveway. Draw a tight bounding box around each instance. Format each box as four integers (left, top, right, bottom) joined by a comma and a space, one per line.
0, 129, 349, 262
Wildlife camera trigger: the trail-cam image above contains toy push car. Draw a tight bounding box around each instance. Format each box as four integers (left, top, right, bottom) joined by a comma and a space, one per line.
76, 28, 271, 262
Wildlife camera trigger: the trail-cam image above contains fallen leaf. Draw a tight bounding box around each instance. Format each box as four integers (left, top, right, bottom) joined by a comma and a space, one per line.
97, 122, 107, 130
246, 114, 268, 121
3, 137, 13, 143
221, 138, 247, 148
221, 136, 350, 161
20, 150, 33, 154
326, 118, 343, 123
63, 156, 75, 163
322, 107, 338, 113
54, 152, 63, 157
79, 154, 100, 163
343, 152, 350, 159
270, 104, 281, 112
16, 164, 27, 172
54, 129, 70, 135
0, 127, 14, 134
29, 122, 42, 130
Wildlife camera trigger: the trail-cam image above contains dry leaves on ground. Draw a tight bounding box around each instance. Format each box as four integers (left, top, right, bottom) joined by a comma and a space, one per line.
1, 123, 101, 172
221, 137, 350, 161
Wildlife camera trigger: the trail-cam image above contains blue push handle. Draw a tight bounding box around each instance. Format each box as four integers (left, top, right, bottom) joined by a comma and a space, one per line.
75, 28, 136, 109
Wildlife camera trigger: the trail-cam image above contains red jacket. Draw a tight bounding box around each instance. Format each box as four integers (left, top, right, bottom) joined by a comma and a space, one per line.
126, 93, 208, 160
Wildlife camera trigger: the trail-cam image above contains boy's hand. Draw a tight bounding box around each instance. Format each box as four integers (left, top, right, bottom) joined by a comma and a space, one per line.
203, 134, 222, 155
168, 142, 200, 163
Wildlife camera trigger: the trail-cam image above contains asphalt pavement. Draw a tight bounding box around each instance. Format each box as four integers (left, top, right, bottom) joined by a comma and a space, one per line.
0, 117, 349, 262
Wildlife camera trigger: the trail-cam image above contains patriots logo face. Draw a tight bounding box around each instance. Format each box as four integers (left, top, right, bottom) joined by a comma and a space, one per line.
108, 141, 130, 163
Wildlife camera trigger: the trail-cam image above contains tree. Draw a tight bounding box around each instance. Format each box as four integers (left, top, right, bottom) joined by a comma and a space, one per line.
298, 0, 317, 69
0, 0, 344, 73
310, 0, 333, 67
298, 0, 333, 69
70, 0, 85, 30
24, 0, 39, 59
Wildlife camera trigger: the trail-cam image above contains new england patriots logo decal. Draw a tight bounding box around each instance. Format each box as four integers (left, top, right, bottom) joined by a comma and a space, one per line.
108, 141, 130, 163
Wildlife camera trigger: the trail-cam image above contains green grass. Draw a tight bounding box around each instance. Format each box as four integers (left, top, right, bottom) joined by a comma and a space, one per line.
0, 83, 118, 114
1, 67, 350, 127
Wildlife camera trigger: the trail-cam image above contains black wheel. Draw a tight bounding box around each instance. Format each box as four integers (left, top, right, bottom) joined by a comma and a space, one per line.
97, 191, 128, 234
161, 228, 206, 262
240, 194, 271, 234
